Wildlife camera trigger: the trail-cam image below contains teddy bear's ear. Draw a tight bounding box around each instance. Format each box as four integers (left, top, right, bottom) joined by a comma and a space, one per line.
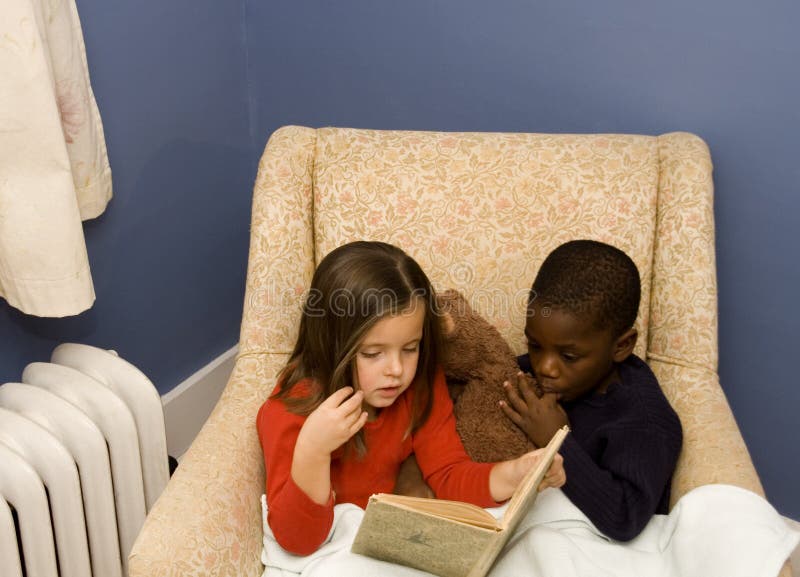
436, 289, 473, 338
435, 288, 458, 309
435, 288, 473, 314
440, 311, 456, 336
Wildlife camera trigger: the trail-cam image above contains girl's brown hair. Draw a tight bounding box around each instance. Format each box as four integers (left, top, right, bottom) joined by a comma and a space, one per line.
273, 241, 442, 455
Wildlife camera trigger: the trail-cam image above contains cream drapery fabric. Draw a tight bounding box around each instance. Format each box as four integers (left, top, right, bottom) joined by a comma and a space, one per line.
0, 0, 112, 317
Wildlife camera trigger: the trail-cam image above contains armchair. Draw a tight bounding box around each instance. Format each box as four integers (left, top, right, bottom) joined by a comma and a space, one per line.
129, 126, 782, 576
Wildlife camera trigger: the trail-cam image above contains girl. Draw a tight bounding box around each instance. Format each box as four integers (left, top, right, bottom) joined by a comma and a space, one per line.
257, 241, 565, 555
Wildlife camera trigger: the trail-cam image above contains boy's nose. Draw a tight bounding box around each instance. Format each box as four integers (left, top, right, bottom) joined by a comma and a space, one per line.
535, 354, 559, 379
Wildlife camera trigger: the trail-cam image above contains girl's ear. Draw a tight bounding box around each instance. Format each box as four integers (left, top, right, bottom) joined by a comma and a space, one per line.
612, 328, 638, 362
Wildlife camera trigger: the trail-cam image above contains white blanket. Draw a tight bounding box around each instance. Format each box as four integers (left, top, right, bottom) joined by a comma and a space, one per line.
261, 485, 799, 577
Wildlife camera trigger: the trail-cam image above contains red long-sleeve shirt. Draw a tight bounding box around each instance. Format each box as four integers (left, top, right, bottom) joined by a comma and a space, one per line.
256, 368, 497, 555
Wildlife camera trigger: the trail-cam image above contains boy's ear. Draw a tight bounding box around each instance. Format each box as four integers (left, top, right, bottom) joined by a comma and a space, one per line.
612, 328, 638, 362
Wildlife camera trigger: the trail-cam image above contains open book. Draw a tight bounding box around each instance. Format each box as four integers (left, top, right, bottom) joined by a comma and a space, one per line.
350, 426, 569, 577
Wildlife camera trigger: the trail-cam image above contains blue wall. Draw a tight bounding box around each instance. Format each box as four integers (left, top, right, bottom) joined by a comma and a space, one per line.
1, 0, 797, 519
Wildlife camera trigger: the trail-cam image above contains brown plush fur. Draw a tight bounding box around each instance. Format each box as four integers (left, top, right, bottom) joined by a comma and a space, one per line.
436, 289, 534, 462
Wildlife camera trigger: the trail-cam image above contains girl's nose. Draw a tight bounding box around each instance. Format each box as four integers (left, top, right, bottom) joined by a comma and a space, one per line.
384, 353, 402, 376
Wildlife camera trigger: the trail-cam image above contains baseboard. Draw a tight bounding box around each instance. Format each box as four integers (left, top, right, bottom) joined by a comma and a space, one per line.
161, 344, 238, 459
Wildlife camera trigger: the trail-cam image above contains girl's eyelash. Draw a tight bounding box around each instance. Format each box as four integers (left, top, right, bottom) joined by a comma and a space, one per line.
360, 346, 418, 357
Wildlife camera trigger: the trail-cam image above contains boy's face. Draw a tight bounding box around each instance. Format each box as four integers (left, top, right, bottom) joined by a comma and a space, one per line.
524, 303, 624, 402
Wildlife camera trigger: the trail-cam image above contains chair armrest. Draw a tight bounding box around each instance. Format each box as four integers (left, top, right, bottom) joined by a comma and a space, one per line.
129, 353, 286, 577
652, 359, 793, 576
648, 357, 763, 504
129, 125, 317, 576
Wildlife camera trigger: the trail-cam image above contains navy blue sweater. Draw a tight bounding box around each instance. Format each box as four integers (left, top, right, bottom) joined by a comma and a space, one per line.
518, 353, 682, 541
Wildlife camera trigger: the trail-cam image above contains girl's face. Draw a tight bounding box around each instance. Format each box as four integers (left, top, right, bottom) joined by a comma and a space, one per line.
355, 303, 425, 418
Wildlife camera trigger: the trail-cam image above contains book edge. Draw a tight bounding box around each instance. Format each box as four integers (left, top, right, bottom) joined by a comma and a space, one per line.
367, 494, 501, 531
500, 425, 569, 530
370, 492, 500, 529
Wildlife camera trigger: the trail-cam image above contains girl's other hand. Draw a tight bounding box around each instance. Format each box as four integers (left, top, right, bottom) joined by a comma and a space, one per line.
533, 449, 565, 492
489, 448, 566, 502
296, 387, 368, 458
508, 448, 566, 492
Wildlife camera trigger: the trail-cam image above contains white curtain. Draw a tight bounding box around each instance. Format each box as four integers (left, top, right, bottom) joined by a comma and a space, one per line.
0, 0, 112, 317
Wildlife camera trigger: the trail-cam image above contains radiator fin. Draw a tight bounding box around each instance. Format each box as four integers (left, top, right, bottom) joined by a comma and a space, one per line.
0, 344, 168, 577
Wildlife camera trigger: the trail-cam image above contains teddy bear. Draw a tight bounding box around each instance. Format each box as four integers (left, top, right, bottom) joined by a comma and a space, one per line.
392, 289, 535, 497
436, 289, 535, 462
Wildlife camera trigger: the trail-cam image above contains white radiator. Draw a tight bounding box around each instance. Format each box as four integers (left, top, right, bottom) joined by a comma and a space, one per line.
0, 343, 169, 577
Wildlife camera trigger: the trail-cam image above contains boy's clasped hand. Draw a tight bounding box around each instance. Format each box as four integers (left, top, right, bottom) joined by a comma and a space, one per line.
501, 372, 569, 449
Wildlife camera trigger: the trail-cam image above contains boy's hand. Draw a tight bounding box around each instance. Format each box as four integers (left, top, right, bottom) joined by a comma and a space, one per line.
295, 387, 368, 458
500, 372, 569, 448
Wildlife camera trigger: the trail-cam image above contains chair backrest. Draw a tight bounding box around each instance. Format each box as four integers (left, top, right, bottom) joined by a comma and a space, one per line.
240, 126, 761, 503
242, 126, 716, 367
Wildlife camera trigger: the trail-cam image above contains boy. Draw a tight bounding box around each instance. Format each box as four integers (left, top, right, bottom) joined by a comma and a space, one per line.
501, 239, 682, 541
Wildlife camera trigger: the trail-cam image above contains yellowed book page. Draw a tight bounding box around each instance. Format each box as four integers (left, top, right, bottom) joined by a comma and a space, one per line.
370, 493, 499, 530
351, 499, 498, 577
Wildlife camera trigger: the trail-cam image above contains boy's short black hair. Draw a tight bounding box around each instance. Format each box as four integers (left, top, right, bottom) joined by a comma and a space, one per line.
531, 240, 641, 337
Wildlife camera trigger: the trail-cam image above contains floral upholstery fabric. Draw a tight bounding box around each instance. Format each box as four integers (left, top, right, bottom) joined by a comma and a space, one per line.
312, 129, 659, 359
128, 126, 768, 577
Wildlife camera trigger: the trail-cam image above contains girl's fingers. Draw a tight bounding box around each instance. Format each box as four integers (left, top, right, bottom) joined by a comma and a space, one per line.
543, 469, 566, 489
325, 386, 355, 407
344, 400, 367, 424
323, 389, 364, 423
542, 453, 566, 488
351, 410, 368, 433
338, 389, 364, 412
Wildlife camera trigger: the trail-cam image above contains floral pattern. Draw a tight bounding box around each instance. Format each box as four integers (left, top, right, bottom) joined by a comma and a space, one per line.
129, 126, 769, 576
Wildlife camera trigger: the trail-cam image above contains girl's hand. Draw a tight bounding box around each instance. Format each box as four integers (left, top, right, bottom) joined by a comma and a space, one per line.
528, 449, 566, 492
500, 372, 569, 448
489, 448, 566, 502
291, 387, 368, 505
295, 387, 368, 458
